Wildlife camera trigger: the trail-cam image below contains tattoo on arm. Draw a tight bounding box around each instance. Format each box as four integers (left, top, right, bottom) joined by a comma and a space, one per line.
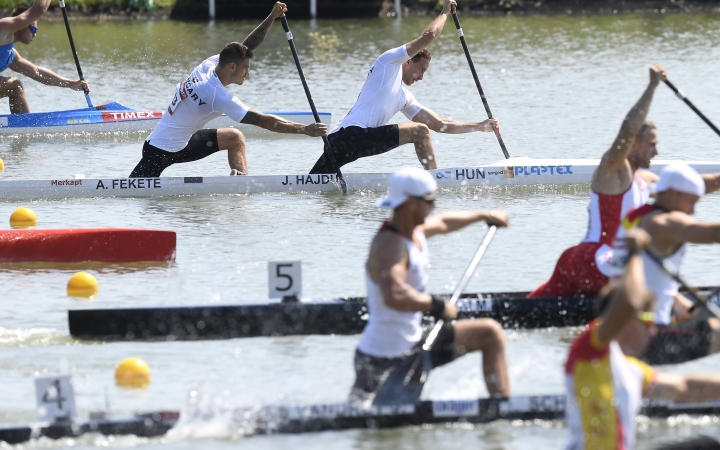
242, 20, 271, 51
240, 109, 262, 125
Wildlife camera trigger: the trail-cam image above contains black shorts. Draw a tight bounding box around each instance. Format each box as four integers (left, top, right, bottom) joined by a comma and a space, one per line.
641, 318, 713, 365
129, 129, 221, 178
349, 322, 454, 401
309, 125, 400, 174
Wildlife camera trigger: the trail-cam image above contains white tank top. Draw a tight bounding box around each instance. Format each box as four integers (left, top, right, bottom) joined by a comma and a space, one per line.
643, 245, 686, 325
357, 226, 429, 358
606, 203, 686, 325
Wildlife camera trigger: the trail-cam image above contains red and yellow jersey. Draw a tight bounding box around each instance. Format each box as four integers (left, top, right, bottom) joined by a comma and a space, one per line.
564, 320, 656, 450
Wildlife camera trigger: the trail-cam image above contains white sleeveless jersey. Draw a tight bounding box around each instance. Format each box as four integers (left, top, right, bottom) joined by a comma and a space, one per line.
642, 245, 686, 325
604, 203, 686, 325
357, 227, 429, 358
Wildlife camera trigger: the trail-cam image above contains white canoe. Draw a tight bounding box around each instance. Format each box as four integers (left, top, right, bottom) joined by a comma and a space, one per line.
1, 157, 719, 201
0, 102, 331, 135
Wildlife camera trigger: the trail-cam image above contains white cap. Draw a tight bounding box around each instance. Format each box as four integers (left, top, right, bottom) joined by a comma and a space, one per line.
377, 167, 437, 210
656, 163, 705, 197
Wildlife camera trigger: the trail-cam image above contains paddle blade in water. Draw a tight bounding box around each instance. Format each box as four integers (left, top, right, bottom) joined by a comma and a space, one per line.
338, 175, 348, 194
371, 349, 432, 406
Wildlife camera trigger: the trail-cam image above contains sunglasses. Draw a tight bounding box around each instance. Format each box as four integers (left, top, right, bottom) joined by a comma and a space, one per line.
413, 194, 436, 206
28, 25, 37, 35
637, 311, 656, 326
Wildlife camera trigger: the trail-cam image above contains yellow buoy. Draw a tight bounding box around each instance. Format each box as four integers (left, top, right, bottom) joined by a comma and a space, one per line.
66, 272, 99, 297
9, 207, 37, 228
0, 157, 4, 171
115, 357, 151, 389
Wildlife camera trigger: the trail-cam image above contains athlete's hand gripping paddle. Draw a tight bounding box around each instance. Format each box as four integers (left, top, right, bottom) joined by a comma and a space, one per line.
450, 6, 509, 159
662, 75, 720, 138
59, 0, 92, 107
279, 16, 347, 194
644, 247, 720, 319
371, 226, 498, 406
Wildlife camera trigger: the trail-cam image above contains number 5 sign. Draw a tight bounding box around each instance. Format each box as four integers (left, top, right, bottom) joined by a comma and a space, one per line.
268, 261, 302, 299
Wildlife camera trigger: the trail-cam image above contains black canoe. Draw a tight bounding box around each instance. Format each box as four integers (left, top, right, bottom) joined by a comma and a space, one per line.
68, 288, 719, 342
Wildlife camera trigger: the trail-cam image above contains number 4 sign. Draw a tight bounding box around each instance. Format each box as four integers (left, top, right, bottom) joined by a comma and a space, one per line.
35, 375, 76, 422
268, 261, 302, 300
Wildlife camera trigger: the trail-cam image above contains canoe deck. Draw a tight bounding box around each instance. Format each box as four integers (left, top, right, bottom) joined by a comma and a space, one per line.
3, 158, 720, 201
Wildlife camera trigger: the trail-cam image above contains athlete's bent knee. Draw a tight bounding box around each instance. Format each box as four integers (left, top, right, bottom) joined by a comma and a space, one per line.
219, 128, 245, 150
481, 320, 506, 349
411, 124, 430, 140
1, 77, 24, 95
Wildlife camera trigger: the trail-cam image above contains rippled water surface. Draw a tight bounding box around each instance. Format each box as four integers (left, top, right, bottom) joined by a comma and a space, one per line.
2, 12, 720, 449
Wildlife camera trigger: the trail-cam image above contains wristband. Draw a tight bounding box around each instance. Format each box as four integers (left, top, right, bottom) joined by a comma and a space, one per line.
429, 295, 446, 320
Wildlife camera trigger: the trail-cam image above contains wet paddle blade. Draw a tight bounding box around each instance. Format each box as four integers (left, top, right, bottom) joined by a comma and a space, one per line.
371, 350, 432, 406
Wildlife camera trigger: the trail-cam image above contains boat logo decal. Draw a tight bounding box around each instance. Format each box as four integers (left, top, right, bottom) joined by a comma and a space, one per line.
514, 165, 573, 176
66, 119, 91, 124
457, 298, 492, 313
51, 179, 83, 186
277, 402, 415, 420
432, 400, 479, 417
101, 111, 161, 122
281, 174, 336, 186
485, 167, 514, 178
454, 168, 485, 181
95, 178, 162, 190
434, 170, 452, 179
499, 395, 565, 415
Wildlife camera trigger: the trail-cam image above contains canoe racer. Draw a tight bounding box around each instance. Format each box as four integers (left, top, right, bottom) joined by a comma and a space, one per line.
129, 2, 327, 178
528, 65, 664, 298
0, 0, 90, 114
309, 0, 499, 175
616, 163, 720, 365
565, 228, 720, 450
351, 167, 510, 401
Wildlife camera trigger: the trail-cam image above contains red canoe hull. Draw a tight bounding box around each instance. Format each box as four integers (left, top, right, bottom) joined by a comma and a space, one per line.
0, 228, 176, 262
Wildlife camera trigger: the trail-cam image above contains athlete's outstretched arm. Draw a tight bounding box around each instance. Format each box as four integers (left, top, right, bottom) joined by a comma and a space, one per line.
648, 212, 720, 245
703, 172, 720, 194
9, 52, 89, 91
649, 373, 720, 402
0, 0, 49, 38
240, 109, 327, 137
404, 0, 455, 58
422, 210, 508, 238
599, 65, 664, 174
242, 2, 286, 51
412, 107, 499, 134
